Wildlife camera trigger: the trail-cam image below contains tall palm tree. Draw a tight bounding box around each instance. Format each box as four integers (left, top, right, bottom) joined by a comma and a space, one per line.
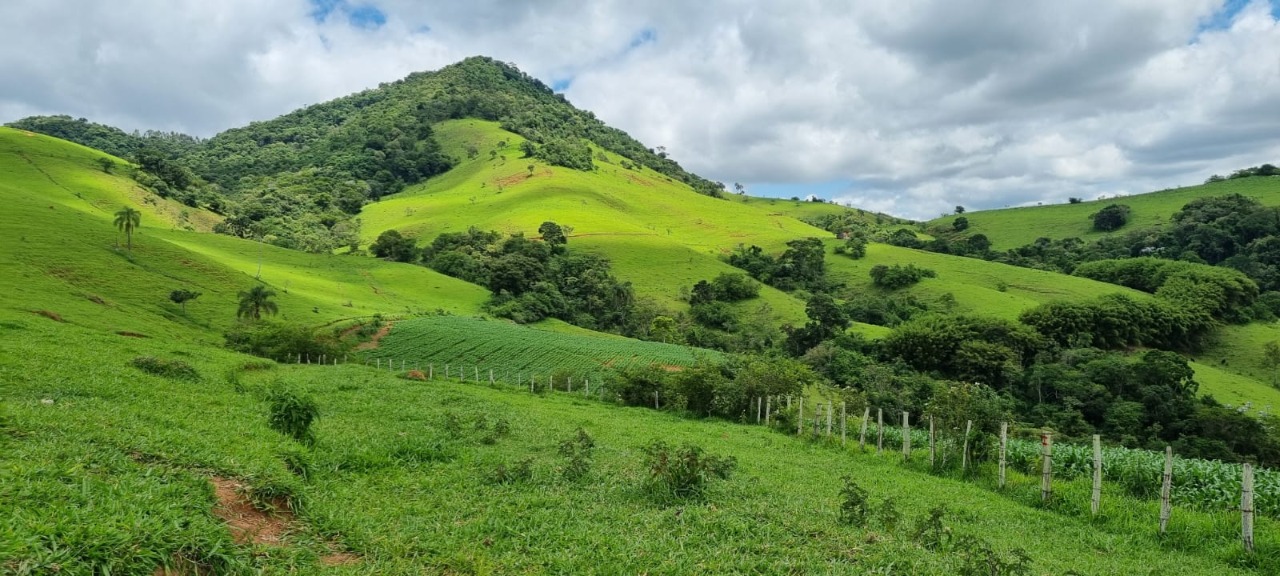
113, 206, 141, 250
237, 285, 278, 321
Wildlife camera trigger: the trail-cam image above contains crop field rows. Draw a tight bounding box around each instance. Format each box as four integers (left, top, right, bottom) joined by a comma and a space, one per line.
363, 315, 720, 379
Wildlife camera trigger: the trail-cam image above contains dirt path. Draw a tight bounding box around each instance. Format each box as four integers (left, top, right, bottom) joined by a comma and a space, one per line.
354, 322, 394, 351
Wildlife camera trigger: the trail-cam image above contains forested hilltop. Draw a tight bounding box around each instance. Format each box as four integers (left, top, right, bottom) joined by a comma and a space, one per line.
8, 57, 724, 252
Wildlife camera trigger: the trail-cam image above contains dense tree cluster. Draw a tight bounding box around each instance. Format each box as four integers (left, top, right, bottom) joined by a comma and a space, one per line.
415, 223, 635, 330
727, 238, 829, 291
869, 264, 937, 289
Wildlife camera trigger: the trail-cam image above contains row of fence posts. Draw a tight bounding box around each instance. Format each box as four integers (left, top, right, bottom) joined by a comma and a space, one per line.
308, 355, 1258, 554
349, 357, 610, 402
751, 396, 1257, 553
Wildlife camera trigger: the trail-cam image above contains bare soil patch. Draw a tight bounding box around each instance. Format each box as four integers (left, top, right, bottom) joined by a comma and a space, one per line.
210, 477, 291, 546
116, 331, 149, 338
32, 310, 64, 322
354, 322, 394, 351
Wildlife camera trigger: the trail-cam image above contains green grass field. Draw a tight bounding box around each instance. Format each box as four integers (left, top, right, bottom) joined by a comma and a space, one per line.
5, 124, 1280, 574
823, 240, 1148, 322
4, 312, 1277, 574
929, 177, 1280, 250
365, 315, 721, 379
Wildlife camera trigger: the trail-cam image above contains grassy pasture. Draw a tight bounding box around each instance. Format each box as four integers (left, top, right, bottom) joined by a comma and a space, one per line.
3, 313, 1277, 574
930, 177, 1280, 250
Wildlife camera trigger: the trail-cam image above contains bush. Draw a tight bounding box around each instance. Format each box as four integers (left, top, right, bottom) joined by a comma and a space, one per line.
1091, 203, 1131, 231
834, 237, 867, 259
838, 477, 870, 526
267, 388, 319, 446
641, 441, 736, 502
559, 428, 595, 481
489, 458, 535, 484
224, 322, 348, 363
870, 264, 937, 289
131, 356, 200, 381
614, 365, 670, 408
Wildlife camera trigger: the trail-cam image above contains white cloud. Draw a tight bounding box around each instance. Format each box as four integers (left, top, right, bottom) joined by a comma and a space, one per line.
1, 0, 1279, 219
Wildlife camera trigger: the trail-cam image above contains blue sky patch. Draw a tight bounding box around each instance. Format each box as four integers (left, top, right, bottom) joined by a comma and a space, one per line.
308, 0, 387, 29
347, 5, 387, 29
1199, 0, 1280, 33
741, 180, 858, 202
628, 28, 657, 50
552, 78, 573, 92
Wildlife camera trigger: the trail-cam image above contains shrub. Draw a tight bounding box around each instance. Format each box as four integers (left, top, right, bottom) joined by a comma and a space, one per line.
131, 356, 200, 381
912, 505, 950, 551
559, 427, 595, 481
641, 441, 736, 502
489, 458, 534, 484
870, 264, 937, 289
224, 322, 348, 363
267, 388, 319, 446
838, 477, 870, 526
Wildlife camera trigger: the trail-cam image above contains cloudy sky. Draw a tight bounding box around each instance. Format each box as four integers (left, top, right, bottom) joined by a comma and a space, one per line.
2, 0, 1278, 219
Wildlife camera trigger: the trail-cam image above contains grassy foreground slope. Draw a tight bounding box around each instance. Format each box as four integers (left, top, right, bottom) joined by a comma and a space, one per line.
359, 120, 830, 321
3, 312, 1275, 575
929, 177, 1280, 250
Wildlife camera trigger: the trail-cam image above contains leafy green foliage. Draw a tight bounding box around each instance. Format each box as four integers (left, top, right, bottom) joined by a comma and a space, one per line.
266, 388, 319, 446
236, 285, 278, 321
558, 428, 595, 481
489, 458, 535, 485
1092, 203, 1131, 231
641, 441, 736, 502
224, 322, 347, 363
130, 356, 200, 381
168, 289, 201, 312
838, 477, 871, 526
1073, 257, 1258, 321
727, 238, 828, 291
870, 263, 937, 289
370, 229, 419, 262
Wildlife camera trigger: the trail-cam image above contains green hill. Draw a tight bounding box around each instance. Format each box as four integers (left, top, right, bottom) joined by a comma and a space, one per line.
930, 177, 1280, 250
359, 119, 828, 323
5, 58, 1280, 575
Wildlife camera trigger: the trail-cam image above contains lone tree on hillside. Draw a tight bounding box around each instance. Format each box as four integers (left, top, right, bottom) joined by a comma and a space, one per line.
1092, 203, 1131, 232
954, 205, 965, 214
113, 206, 141, 250
96, 157, 116, 173
169, 289, 201, 312
237, 285, 278, 321
952, 216, 970, 231
538, 221, 567, 250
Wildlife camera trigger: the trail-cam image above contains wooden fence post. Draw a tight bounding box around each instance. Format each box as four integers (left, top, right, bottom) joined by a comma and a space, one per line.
1041, 431, 1053, 504
654, 390, 660, 410
757, 397, 762, 424
585, 378, 590, 396
1091, 435, 1102, 516
902, 411, 910, 461
489, 369, 495, 385
376, 359, 380, 370
859, 407, 870, 451
962, 420, 973, 474
765, 396, 772, 425
429, 364, 434, 380
840, 402, 847, 446
787, 396, 792, 409
929, 416, 936, 468
568, 377, 573, 393
876, 408, 884, 454
998, 422, 1007, 489
797, 397, 804, 435
1159, 446, 1173, 535
826, 402, 833, 437
1243, 463, 1255, 553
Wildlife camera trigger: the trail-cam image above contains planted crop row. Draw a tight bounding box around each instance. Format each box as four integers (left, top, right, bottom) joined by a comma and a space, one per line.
366, 315, 719, 378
